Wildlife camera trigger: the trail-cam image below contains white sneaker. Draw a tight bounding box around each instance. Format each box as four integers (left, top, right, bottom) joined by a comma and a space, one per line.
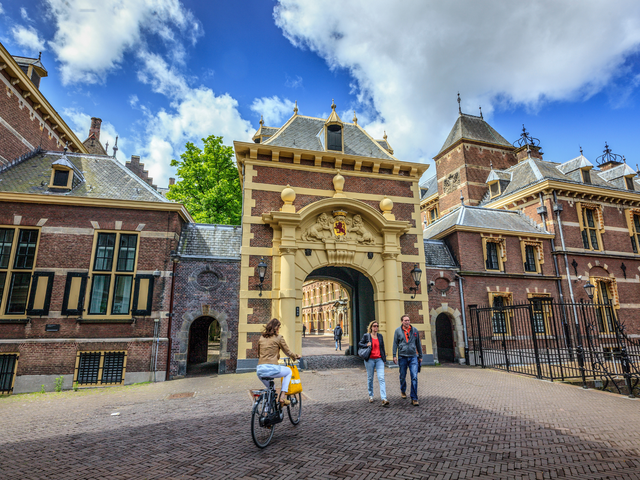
369, 396, 374, 403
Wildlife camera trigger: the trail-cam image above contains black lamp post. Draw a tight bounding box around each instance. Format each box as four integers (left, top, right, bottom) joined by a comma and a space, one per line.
409, 263, 422, 299
257, 257, 268, 297
583, 282, 595, 301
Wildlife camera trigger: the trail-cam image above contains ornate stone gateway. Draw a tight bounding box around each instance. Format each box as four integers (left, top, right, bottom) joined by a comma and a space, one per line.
233, 105, 431, 372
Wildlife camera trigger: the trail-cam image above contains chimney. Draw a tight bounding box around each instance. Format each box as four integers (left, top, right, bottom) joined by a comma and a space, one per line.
169, 177, 175, 186
89, 117, 102, 142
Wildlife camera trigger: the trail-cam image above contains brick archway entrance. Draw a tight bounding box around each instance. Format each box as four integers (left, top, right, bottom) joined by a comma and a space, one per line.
187, 316, 221, 376
435, 313, 455, 363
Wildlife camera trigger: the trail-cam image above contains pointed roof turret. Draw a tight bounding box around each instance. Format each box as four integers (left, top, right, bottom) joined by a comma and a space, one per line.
325, 99, 343, 125
436, 113, 512, 157
293, 101, 298, 115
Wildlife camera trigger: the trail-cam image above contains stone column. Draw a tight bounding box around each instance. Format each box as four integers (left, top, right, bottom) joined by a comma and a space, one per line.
279, 245, 299, 354
382, 251, 401, 350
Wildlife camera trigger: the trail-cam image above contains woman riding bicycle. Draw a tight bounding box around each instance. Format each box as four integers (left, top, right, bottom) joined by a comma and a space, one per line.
257, 318, 300, 407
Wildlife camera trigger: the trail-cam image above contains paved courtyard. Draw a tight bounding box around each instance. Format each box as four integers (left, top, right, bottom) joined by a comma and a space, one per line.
1, 365, 640, 479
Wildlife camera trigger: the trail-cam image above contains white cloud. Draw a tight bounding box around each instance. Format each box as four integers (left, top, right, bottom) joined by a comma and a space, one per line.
45, 0, 203, 85
251, 96, 295, 126
134, 54, 253, 186
11, 25, 46, 53
285, 74, 303, 88
274, 0, 640, 166
20, 7, 31, 22
0, 4, 4, 15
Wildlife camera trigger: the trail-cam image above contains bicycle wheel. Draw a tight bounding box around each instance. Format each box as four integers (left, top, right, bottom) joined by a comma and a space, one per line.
251, 395, 275, 448
287, 393, 302, 425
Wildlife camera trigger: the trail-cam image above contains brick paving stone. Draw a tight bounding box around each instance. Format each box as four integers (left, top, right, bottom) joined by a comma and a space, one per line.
0, 365, 639, 479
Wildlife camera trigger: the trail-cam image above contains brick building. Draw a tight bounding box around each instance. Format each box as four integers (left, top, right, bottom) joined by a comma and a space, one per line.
301, 280, 350, 336
0, 44, 86, 163
421, 107, 640, 364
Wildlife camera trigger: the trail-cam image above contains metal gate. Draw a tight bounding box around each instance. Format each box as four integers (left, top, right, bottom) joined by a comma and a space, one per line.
468, 299, 640, 397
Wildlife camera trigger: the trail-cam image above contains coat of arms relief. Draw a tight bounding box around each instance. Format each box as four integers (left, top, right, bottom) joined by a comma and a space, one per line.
302, 210, 375, 245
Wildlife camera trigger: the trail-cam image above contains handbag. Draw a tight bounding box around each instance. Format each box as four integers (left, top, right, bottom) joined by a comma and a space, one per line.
358, 334, 372, 360
283, 364, 303, 395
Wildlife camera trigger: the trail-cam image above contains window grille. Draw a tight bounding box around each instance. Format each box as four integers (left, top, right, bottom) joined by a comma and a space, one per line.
0, 354, 18, 394
524, 245, 537, 272
75, 351, 127, 386
486, 242, 500, 270
582, 208, 600, 250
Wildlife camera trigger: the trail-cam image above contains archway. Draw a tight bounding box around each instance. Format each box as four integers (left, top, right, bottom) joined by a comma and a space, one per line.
187, 316, 221, 376
301, 266, 374, 356
435, 313, 455, 363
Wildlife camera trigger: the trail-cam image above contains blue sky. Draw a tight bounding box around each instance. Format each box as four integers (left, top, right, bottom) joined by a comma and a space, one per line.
3, 1, 640, 187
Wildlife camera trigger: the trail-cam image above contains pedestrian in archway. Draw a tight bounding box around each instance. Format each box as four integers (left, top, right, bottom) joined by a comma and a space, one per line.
334, 323, 343, 350
302, 324, 306, 337
393, 314, 423, 406
359, 321, 389, 407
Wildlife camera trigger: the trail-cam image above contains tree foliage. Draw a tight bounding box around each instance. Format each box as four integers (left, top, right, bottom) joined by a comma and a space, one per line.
167, 135, 242, 225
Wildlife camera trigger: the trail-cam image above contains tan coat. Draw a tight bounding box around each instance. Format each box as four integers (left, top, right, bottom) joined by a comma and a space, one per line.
257, 334, 299, 365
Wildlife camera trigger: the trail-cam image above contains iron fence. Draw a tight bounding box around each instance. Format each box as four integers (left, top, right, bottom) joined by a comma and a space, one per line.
468, 299, 640, 397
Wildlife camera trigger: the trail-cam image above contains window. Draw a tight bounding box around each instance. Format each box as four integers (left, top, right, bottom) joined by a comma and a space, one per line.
581, 169, 591, 184
523, 245, 537, 272
0, 353, 19, 394
327, 124, 342, 151
490, 293, 512, 335
0, 228, 48, 316
593, 280, 616, 334
528, 294, 551, 334
629, 212, 640, 254
430, 207, 438, 223
48, 167, 73, 189
626, 177, 635, 191
581, 208, 600, 250
489, 181, 500, 198
484, 238, 505, 271
74, 351, 127, 386
87, 232, 139, 316
521, 240, 543, 274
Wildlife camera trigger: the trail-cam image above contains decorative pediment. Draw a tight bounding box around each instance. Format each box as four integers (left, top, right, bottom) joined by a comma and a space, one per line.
301, 210, 376, 245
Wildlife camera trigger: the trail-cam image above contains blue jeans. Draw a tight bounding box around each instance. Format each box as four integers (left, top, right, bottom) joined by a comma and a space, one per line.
365, 357, 386, 400
398, 356, 419, 400
335, 338, 341, 350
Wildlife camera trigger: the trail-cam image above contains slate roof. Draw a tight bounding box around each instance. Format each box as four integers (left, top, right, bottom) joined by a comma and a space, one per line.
420, 175, 438, 200
0, 151, 168, 202
423, 204, 551, 239
423, 239, 457, 268
480, 155, 640, 206
263, 115, 396, 161
177, 223, 242, 260
437, 113, 513, 156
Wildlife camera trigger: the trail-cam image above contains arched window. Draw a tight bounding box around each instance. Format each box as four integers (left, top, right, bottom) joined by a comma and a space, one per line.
327, 125, 342, 151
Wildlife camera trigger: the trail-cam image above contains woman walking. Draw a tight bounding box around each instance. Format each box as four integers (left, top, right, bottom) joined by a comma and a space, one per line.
256, 318, 301, 406
358, 321, 389, 407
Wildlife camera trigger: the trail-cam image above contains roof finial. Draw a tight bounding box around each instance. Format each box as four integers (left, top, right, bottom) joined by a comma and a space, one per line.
105, 141, 109, 152
352, 110, 357, 125
460, 193, 464, 205
38, 52, 42, 61
63, 141, 68, 155
479, 106, 483, 119
527, 143, 532, 159
490, 160, 493, 169
457, 92, 461, 115
579, 145, 583, 156
331, 99, 336, 111
293, 101, 298, 115
623, 155, 627, 164
383, 131, 388, 142
259, 115, 264, 126
112, 136, 118, 158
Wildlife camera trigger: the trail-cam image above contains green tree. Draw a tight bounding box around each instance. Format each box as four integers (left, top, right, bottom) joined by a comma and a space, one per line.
167, 135, 242, 225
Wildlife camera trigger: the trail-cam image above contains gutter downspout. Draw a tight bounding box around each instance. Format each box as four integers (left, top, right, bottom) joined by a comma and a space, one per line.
457, 274, 469, 365
165, 257, 177, 380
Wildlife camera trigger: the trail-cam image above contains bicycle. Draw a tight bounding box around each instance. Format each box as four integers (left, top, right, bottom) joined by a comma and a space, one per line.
251, 359, 302, 448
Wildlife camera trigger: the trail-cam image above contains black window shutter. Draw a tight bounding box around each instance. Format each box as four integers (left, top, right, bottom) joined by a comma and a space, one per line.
132, 274, 154, 316
61, 272, 88, 316
26, 272, 55, 316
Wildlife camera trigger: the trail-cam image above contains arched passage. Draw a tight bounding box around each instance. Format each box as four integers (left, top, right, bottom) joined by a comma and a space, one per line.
435, 313, 455, 363
187, 316, 221, 376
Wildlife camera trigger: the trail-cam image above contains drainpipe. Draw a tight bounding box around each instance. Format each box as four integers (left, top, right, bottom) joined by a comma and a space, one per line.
456, 273, 469, 365
165, 254, 178, 380
552, 190, 576, 304
539, 192, 565, 303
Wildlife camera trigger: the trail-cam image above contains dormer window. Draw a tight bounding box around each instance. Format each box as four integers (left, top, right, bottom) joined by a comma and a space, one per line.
49, 166, 73, 189
581, 169, 591, 184
489, 181, 500, 198
626, 177, 635, 191
327, 125, 342, 151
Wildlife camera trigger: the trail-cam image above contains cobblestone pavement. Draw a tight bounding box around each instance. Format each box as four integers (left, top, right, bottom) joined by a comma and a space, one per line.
302, 333, 351, 356
2, 365, 640, 479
